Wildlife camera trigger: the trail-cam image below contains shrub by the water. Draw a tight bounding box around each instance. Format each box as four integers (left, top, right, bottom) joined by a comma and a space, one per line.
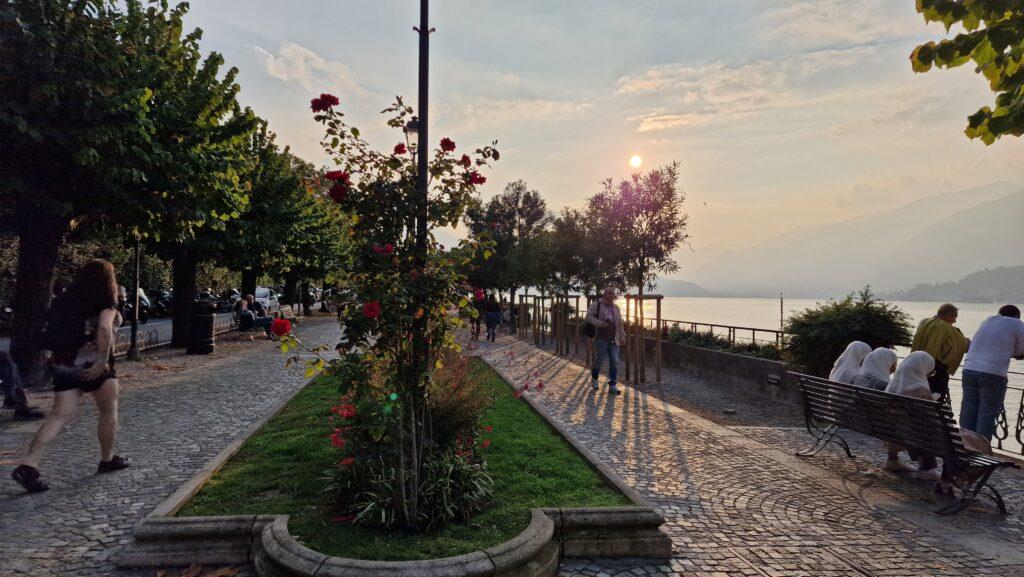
665, 324, 783, 360
783, 287, 912, 376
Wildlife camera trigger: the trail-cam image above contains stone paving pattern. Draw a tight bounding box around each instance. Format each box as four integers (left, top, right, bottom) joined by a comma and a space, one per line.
474, 335, 1024, 577
0, 319, 338, 577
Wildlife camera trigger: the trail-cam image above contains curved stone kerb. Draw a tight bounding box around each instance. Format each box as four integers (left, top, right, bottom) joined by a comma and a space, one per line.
254, 509, 558, 577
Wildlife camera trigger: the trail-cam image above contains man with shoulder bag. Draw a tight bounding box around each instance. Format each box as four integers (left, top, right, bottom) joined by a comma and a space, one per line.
585, 288, 625, 395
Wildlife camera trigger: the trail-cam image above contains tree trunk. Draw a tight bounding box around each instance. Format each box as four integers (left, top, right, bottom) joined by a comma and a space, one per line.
241, 269, 258, 299
9, 210, 70, 382
170, 250, 198, 348
282, 273, 298, 311
300, 279, 312, 316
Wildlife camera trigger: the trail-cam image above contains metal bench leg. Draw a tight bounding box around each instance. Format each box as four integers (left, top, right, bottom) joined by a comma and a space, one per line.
797, 421, 855, 458
935, 468, 994, 516
984, 484, 1008, 515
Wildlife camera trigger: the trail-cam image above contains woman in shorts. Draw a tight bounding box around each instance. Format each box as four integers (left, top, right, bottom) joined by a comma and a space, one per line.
11, 259, 129, 493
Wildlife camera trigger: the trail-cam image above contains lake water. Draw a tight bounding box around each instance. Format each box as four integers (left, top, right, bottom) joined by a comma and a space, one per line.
617, 296, 1024, 455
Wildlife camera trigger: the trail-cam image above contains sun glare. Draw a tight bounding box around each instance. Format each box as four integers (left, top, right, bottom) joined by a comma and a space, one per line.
629, 155, 643, 169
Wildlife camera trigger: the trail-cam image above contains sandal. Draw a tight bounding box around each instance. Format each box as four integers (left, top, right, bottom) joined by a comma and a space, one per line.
11, 465, 49, 493
97, 455, 131, 474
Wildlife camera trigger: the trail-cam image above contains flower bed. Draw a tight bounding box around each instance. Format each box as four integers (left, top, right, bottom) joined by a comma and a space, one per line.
177, 358, 631, 561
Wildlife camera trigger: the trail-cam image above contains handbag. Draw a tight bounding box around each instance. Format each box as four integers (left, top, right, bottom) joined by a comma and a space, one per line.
582, 302, 602, 339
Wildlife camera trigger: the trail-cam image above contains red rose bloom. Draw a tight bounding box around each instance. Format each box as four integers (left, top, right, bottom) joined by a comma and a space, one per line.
481, 439, 492, 449
328, 183, 348, 203
325, 170, 351, 183
270, 318, 292, 337
466, 171, 486, 185
484, 425, 493, 433
393, 143, 407, 155
373, 244, 395, 255
440, 137, 456, 152
459, 154, 472, 167
311, 93, 340, 113
363, 301, 382, 319
339, 456, 356, 467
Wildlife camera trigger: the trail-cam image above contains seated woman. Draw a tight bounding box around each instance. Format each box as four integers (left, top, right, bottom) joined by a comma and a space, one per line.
853, 348, 913, 471
852, 348, 898, 391
829, 341, 872, 384
885, 351, 943, 480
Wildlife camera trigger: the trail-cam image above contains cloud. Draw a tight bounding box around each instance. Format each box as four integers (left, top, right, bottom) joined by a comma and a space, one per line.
757, 0, 924, 51
617, 45, 880, 131
252, 42, 367, 96
444, 98, 592, 129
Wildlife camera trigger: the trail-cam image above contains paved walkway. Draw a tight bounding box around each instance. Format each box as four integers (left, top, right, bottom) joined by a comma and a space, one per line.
475, 335, 1024, 577
0, 318, 338, 577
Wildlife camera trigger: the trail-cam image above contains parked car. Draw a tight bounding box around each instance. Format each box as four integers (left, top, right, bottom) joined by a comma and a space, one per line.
254, 287, 280, 313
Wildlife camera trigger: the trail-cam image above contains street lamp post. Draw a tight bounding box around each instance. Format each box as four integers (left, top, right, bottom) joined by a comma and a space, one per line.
412, 0, 431, 374
127, 235, 141, 361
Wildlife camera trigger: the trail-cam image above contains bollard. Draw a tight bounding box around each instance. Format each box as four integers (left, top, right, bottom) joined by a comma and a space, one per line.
187, 300, 216, 355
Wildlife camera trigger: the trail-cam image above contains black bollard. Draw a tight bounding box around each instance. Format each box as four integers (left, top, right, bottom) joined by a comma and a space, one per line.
187, 300, 216, 355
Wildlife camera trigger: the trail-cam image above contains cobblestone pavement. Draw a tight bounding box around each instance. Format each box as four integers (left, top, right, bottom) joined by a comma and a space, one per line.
474, 335, 1024, 577
0, 318, 338, 577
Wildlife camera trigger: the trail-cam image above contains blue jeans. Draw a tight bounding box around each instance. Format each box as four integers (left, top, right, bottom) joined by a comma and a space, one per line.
591, 339, 619, 386
0, 351, 27, 406
959, 369, 1008, 441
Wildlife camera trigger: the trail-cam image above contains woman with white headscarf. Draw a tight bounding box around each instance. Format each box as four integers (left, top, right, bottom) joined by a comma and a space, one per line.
852, 348, 898, 391
886, 351, 943, 480
852, 348, 910, 470
829, 341, 872, 384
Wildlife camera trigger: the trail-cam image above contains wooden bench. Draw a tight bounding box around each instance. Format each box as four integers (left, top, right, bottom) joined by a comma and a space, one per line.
795, 373, 1019, 515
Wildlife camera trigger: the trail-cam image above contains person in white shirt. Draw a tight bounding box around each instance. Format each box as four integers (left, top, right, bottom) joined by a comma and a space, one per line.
960, 305, 1024, 440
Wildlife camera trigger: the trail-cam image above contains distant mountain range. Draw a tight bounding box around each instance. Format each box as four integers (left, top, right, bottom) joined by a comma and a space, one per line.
883, 266, 1024, 303
690, 182, 1024, 297
653, 278, 716, 297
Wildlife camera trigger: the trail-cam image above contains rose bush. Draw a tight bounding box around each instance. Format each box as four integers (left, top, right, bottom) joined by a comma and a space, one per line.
281, 94, 498, 531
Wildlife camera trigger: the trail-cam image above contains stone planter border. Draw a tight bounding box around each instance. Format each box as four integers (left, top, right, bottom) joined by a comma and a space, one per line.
117, 348, 671, 575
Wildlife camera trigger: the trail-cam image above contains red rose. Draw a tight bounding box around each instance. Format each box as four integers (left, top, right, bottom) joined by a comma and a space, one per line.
363, 301, 382, 319
311, 93, 340, 113
373, 243, 395, 255
394, 143, 407, 155
270, 318, 292, 337
466, 171, 486, 185
328, 183, 348, 203
339, 404, 357, 419
325, 170, 350, 183
474, 289, 485, 300
440, 137, 456, 152
484, 425, 493, 433
459, 154, 472, 167
481, 439, 492, 449
339, 456, 355, 467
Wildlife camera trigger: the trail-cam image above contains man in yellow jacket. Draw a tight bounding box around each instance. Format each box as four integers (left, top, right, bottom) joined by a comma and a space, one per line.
911, 303, 970, 400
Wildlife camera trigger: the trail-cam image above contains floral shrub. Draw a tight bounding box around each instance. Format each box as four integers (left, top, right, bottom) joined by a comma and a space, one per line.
279, 94, 499, 531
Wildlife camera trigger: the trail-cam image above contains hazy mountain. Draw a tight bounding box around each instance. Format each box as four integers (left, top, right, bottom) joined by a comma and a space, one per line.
653, 278, 715, 297
691, 182, 1024, 297
883, 266, 1024, 303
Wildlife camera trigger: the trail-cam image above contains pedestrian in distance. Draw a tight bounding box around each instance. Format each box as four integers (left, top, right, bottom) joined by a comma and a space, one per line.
959, 304, 1024, 441
585, 287, 626, 396
470, 288, 485, 341
911, 303, 970, 401
242, 294, 275, 338
12, 259, 129, 493
483, 294, 502, 343
1, 350, 44, 420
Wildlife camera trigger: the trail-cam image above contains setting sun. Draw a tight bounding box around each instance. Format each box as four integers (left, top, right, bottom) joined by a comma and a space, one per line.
629, 155, 643, 169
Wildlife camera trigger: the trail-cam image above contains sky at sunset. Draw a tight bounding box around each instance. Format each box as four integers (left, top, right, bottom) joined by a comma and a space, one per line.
184, 0, 1024, 274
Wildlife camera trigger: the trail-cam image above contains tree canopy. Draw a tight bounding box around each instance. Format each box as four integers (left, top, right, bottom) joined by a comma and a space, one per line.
911, 1, 1024, 143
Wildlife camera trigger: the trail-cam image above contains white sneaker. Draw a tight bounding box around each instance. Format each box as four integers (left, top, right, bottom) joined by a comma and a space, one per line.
912, 468, 941, 481
883, 458, 917, 473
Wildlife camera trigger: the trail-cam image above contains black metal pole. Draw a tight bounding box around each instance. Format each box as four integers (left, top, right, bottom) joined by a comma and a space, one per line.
412, 0, 430, 366
127, 235, 141, 360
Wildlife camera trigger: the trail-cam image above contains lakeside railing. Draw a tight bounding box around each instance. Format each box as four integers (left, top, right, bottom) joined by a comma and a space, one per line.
648, 318, 786, 347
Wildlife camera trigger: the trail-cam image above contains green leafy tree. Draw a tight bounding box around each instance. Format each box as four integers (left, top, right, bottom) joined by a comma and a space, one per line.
784, 287, 914, 376
588, 163, 688, 297
0, 0, 193, 368
911, 1, 1024, 143
464, 180, 551, 303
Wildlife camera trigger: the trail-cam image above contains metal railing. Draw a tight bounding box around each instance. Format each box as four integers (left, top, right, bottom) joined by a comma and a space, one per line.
653, 318, 786, 348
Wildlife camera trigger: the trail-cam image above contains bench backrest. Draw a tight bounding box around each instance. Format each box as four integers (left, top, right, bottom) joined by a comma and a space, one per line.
795, 374, 965, 460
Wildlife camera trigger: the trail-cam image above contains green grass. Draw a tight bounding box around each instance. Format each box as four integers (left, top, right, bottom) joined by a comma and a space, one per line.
178, 358, 631, 560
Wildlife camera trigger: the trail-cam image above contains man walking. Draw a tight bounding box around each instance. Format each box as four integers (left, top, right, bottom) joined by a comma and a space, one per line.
911, 303, 970, 400
960, 305, 1024, 440
1, 351, 44, 420
586, 288, 625, 395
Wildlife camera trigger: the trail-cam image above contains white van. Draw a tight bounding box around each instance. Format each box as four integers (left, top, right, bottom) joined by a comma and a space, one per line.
254, 287, 280, 313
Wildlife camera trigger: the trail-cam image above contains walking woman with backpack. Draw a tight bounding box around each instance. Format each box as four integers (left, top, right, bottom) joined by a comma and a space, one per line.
11, 259, 129, 493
